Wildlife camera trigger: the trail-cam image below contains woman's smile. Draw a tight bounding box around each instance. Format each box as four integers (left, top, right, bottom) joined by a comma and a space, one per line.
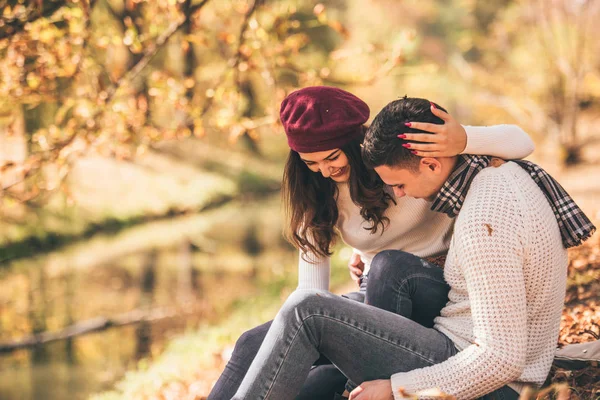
330, 166, 347, 178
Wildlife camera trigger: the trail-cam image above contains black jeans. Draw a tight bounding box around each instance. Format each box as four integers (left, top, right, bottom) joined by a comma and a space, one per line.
208, 250, 450, 400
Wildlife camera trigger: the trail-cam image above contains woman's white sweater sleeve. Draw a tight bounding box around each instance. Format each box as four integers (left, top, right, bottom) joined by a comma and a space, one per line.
297, 250, 330, 291
462, 125, 535, 159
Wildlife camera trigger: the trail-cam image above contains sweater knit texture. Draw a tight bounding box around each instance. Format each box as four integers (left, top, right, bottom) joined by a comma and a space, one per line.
296, 125, 535, 290
390, 162, 568, 399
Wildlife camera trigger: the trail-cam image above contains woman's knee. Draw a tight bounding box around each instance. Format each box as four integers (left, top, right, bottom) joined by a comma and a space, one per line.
285, 288, 325, 308
368, 250, 422, 281
278, 289, 332, 322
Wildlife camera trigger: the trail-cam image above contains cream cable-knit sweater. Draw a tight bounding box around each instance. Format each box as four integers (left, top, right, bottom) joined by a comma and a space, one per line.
390, 162, 568, 399
297, 125, 535, 290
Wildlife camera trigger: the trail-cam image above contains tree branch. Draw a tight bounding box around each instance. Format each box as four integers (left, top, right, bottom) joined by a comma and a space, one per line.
50, 0, 213, 152
232, 0, 263, 84
1, 0, 214, 202
103, 0, 211, 103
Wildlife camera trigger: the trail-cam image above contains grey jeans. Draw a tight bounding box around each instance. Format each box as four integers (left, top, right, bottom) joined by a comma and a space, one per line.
232, 288, 458, 399
209, 250, 453, 399
232, 251, 519, 400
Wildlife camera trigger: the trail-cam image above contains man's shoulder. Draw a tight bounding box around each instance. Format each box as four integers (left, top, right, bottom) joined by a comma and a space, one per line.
456, 162, 534, 230
466, 162, 526, 199
472, 160, 523, 180
467, 161, 540, 200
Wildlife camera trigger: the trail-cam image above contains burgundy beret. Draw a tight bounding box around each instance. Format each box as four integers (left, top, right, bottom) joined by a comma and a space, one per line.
280, 86, 370, 153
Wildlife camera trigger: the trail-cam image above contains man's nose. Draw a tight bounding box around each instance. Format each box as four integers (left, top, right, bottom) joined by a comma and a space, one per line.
393, 187, 405, 198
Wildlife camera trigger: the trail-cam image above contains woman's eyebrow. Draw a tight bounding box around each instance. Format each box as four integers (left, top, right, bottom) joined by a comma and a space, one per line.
324, 149, 341, 160
301, 149, 340, 163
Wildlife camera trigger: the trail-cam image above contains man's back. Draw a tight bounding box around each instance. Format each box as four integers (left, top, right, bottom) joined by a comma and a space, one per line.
433, 161, 568, 395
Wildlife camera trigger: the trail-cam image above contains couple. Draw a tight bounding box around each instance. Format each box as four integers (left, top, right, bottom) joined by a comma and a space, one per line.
209, 87, 595, 400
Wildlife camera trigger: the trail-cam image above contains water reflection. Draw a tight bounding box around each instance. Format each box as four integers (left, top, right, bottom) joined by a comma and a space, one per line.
0, 197, 293, 400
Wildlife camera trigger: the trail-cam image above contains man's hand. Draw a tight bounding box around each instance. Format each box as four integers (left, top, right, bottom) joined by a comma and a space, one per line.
348, 380, 394, 400
348, 251, 365, 285
400, 103, 467, 157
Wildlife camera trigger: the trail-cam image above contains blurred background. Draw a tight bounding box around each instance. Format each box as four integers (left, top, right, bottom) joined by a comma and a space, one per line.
0, 0, 599, 399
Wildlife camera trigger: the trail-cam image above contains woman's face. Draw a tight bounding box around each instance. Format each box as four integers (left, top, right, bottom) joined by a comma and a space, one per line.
298, 148, 351, 183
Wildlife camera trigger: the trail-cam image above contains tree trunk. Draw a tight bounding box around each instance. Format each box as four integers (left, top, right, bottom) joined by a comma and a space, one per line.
135, 250, 157, 359
183, 0, 197, 133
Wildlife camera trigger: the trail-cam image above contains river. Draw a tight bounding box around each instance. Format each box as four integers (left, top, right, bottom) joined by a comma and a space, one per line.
0, 195, 296, 400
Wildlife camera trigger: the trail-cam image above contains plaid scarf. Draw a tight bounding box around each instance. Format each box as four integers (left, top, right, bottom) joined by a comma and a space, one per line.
430, 155, 596, 249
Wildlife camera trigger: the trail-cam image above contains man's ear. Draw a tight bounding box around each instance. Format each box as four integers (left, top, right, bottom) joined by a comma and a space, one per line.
419, 157, 442, 174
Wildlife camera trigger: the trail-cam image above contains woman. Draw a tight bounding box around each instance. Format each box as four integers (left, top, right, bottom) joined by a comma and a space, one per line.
207, 86, 535, 400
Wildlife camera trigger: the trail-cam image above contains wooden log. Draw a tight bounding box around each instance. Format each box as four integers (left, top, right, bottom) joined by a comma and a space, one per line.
0, 307, 179, 354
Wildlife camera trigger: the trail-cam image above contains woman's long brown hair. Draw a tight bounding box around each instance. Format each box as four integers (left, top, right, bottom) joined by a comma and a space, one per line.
282, 130, 394, 259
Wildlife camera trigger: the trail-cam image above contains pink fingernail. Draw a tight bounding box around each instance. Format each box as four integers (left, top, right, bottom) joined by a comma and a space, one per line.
397, 134, 406, 139
430, 102, 436, 109
411, 150, 417, 154
402, 143, 411, 148
404, 122, 412, 127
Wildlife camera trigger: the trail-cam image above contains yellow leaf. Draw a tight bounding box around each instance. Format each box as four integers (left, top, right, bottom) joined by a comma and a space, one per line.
26, 73, 40, 89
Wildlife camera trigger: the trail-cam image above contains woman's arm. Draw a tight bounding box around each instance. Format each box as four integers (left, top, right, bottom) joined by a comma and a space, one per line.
297, 250, 330, 291
461, 124, 534, 159
402, 104, 535, 159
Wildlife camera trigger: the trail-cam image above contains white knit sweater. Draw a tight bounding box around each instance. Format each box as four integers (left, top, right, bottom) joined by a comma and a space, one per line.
390, 162, 568, 399
297, 125, 535, 290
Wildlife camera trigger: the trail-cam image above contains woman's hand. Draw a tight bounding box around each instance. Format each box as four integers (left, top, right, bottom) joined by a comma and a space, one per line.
400, 103, 467, 157
349, 380, 394, 400
348, 251, 365, 284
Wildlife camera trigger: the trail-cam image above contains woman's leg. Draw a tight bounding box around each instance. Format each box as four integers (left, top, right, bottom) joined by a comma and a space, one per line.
232, 290, 458, 400
208, 321, 272, 400
294, 286, 368, 399
365, 250, 449, 328
208, 285, 367, 400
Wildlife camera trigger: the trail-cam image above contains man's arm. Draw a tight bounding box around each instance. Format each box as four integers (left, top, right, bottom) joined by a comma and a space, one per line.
390, 170, 529, 399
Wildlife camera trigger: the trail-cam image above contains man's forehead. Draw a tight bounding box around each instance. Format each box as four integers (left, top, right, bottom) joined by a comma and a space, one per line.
375, 164, 410, 173
374, 165, 411, 181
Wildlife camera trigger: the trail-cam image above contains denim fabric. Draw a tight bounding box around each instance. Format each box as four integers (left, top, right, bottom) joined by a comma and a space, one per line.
232, 250, 522, 400
232, 289, 459, 399
207, 321, 271, 400
208, 280, 368, 400
366, 250, 449, 328
343, 251, 449, 394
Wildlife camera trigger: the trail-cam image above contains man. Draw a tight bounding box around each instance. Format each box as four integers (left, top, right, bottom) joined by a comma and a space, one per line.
232, 97, 595, 400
